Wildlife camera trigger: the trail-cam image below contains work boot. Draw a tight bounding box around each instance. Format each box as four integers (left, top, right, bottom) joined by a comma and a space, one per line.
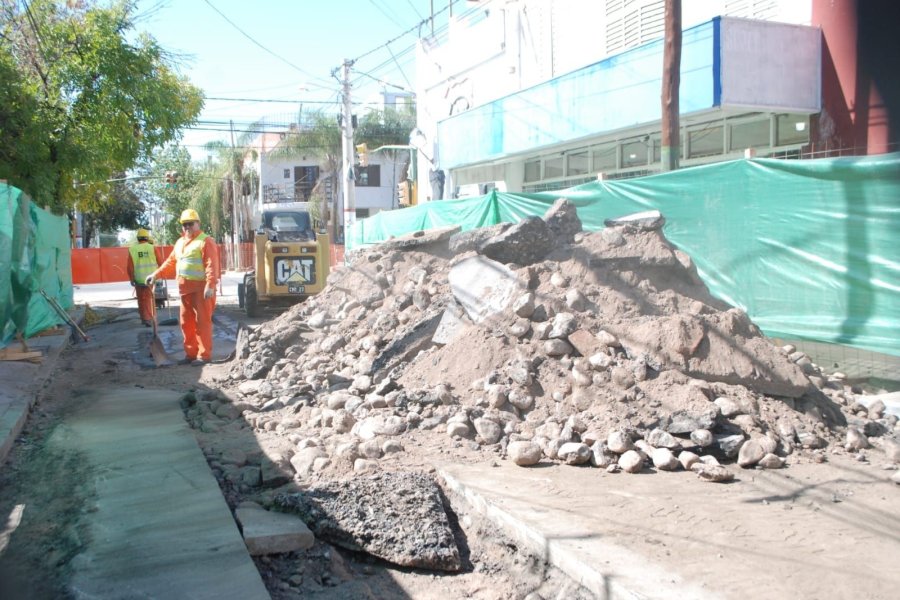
177, 357, 196, 365
191, 359, 209, 366
142, 320, 152, 327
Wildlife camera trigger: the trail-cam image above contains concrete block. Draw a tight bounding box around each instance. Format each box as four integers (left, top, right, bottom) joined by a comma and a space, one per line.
235, 507, 315, 555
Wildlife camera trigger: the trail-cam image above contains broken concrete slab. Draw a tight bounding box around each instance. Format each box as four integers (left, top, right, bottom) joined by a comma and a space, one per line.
478, 216, 555, 266
235, 503, 315, 556
448, 255, 519, 325
379, 225, 461, 252
543, 198, 583, 243
449, 222, 510, 254
604, 209, 666, 231
275, 471, 460, 571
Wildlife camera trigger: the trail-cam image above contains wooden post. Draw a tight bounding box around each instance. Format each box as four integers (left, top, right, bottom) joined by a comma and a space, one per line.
661, 0, 682, 172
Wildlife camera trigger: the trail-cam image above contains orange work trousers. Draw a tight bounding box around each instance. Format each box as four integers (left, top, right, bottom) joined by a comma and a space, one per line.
180, 290, 216, 361
135, 284, 154, 322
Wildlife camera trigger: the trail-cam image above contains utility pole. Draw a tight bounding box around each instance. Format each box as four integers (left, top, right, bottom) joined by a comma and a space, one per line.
340, 59, 356, 243
229, 120, 239, 269
661, 0, 682, 171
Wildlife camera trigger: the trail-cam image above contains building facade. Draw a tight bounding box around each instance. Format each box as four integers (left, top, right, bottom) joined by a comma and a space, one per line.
413, 0, 897, 199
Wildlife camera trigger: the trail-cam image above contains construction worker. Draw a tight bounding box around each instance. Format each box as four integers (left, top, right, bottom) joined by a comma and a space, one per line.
145, 209, 219, 365
126, 228, 161, 327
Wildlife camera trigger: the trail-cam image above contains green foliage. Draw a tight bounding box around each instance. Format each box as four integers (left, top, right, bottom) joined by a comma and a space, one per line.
0, 0, 204, 224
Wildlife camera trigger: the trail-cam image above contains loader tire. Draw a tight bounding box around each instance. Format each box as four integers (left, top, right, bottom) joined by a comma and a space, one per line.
245, 277, 260, 318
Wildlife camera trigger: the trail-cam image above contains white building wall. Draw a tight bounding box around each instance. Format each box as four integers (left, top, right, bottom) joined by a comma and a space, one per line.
415, 0, 815, 200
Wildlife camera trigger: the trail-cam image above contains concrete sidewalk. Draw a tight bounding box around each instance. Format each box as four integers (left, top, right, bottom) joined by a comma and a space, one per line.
53, 387, 269, 599
438, 460, 900, 600
0, 320, 74, 465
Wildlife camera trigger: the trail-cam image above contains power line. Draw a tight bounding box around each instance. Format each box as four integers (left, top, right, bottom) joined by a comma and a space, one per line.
204, 96, 409, 106
351, 0, 457, 64
200, 0, 332, 89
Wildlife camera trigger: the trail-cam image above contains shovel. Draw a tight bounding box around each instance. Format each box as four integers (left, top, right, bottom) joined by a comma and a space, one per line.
149, 297, 172, 367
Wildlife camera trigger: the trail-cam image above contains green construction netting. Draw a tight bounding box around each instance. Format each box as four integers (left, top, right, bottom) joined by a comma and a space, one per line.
349, 154, 900, 358
1, 183, 73, 347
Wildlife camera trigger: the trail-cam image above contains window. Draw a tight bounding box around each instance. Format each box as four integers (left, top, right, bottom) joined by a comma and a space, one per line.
544, 156, 564, 179
567, 151, 589, 176
524, 159, 541, 182
356, 208, 370, 219
776, 114, 809, 146
356, 165, 381, 187
730, 120, 769, 151
621, 139, 648, 168
283, 169, 290, 179
593, 143, 618, 171
689, 125, 724, 158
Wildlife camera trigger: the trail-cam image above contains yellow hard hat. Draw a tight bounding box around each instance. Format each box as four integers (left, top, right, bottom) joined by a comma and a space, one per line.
179, 208, 201, 223
137, 228, 151, 239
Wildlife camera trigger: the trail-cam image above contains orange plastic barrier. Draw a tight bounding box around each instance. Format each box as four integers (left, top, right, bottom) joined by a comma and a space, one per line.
72, 242, 346, 284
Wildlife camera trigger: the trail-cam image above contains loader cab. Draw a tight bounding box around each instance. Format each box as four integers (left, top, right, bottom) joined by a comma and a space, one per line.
262, 209, 315, 242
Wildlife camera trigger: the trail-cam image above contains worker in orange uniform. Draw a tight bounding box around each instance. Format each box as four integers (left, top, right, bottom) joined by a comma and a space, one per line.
145, 209, 219, 365
126, 228, 161, 327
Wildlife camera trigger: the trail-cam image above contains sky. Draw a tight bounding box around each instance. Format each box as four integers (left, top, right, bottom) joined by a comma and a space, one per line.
133, 0, 457, 158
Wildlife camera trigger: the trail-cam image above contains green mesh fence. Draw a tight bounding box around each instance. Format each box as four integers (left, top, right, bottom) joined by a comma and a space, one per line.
349, 154, 900, 358
1, 183, 73, 347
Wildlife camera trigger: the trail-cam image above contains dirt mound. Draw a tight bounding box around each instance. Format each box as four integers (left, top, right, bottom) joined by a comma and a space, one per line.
220, 201, 897, 487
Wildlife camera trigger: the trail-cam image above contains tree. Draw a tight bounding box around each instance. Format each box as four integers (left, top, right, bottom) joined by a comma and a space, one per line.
0, 0, 203, 230
269, 105, 417, 235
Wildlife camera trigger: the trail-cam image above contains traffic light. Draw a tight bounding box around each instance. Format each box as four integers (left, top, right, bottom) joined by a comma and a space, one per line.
398, 180, 411, 206
355, 143, 369, 167
164, 171, 179, 188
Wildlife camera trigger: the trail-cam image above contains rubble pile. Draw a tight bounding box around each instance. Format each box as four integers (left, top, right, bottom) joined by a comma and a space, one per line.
201, 200, 899, 490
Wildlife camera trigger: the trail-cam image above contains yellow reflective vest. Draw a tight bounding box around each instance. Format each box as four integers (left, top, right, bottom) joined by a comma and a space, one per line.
176, 233, 209, 281
129, 242, 157, 284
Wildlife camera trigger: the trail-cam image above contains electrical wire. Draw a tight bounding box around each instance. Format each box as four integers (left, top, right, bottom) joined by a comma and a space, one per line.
199, 0, 332, 89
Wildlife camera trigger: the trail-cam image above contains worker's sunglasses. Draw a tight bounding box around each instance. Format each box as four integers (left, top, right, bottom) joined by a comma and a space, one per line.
181, 221, 197, 228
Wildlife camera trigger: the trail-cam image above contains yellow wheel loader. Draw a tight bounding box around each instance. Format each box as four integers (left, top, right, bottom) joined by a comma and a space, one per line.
238, 202, 330, 317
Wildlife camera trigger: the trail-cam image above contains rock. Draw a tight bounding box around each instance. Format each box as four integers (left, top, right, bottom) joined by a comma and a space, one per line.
473, 418, 503, 444
652, 448, 680, 471
892, 471, 900, 485
881, 438, 900, 462
714, 396, 742, 418
235, 506, 315, 556
737, 439, 766, 468
290, 447, 328, 479
716, 433, 746, 458
678, 450, 700, 470
693, 464, 734, 483
590, 442, 617, 468
845, 427, 870, 451
607, 430, 634, 454
618, 450, 645, 473
666, 409, 717, 434
690, 429, 714, 448
548, 313, 577, 339
512, 292, 537, 319
868, 399, 887, 420
447, 421, 471, 439
507, 441, 542, 466
558, 442, 592, 465
797, 431, 827, 449
568, 329, 604, 359
610, 367, 635, 390
276, 472, 461, 571
647, 428, 680, 449
758, 453, 785, 469
543, 339, 574, 356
